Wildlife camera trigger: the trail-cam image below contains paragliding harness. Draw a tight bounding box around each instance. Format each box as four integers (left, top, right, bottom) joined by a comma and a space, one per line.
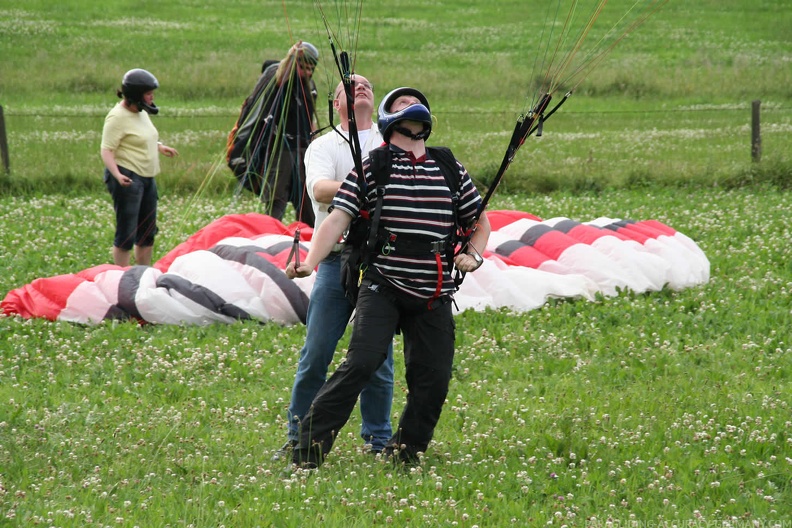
339, 145, 463, 308
226, 63, 277, 194
226, 62, 317, 195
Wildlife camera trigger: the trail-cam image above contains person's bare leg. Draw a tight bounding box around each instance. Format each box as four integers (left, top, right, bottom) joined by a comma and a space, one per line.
113, 246, 131, 267
134, 245, 153, 266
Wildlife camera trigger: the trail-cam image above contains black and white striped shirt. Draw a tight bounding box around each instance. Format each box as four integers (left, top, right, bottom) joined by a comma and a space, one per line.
332, 146, 481, 299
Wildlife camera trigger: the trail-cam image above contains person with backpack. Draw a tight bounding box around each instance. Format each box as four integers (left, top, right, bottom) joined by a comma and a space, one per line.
101, 68, 179, 267
273, 75, 395, 461
226, 41, 319, 227
285, 87, 491, 469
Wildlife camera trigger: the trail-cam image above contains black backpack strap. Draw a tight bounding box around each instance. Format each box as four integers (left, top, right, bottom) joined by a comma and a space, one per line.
427, 145, 462, 240
367, 148, 389, 250
427, 146, 465, 285
357, 146, 391, 282
427, 146, 460, 194
368, 146, 392, 189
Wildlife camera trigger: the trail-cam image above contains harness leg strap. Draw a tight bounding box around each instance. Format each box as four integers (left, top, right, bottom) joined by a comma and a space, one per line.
428, 252, 443, 310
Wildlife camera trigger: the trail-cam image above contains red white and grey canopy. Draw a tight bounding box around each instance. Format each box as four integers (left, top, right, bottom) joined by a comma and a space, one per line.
2, 211, 709, 325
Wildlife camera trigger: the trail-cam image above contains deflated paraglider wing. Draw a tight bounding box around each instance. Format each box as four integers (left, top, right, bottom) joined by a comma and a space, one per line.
1, 210, 709, 325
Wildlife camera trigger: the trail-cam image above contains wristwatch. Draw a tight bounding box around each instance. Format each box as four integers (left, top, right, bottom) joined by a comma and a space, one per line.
467, 251, 484, 269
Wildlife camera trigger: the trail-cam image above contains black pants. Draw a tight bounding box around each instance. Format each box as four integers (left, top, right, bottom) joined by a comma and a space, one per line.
253, 141, 315, 227
104, 167, 158, 250
293, 279, 455, 466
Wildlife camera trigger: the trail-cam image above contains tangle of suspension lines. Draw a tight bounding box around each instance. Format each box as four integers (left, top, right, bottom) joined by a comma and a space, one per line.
305, 0, 671, 281
478, 0, 671, 222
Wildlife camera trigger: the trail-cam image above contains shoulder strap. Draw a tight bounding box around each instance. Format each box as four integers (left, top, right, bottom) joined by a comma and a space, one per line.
363, 146, 391, 262
368, 145, 391, 189
427, 146, 460, 195
427, 145, 462, 234
427, 146, 467, 288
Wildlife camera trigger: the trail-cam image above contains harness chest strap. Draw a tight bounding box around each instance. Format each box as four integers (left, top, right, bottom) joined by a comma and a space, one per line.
374, 230, 451, 308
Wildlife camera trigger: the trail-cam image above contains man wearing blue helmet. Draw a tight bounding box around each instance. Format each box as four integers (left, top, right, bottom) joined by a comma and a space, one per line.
286, 87, 492, 469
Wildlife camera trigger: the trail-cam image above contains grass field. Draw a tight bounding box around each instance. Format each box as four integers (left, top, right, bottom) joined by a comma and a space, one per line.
1, 188, 790, 526
0, 0, 790, 195
1, 0, 791, 526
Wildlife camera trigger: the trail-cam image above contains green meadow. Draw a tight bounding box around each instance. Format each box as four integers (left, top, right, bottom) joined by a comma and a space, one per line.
1, 1, 791, 526
1, 0, 790, 195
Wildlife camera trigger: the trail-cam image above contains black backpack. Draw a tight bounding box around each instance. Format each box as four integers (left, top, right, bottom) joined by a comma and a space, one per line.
339, 145, 462, 306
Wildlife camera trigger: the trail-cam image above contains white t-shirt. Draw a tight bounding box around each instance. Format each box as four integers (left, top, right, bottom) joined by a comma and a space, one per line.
304, 124, 383, 230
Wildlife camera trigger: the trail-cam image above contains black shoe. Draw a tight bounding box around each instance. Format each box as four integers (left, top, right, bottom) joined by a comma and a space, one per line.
271, 440, 297, 461
292, 445, 325, 469
382, 446, 421, 468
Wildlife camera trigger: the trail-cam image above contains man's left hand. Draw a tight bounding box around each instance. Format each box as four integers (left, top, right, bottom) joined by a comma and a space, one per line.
454, 252, 484, 272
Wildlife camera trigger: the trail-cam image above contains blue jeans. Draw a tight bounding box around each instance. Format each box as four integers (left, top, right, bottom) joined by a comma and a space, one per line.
287, 254, 394, 450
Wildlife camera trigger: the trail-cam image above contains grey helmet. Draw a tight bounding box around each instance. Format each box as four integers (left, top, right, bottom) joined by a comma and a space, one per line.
119, 69, 159, 115
377, 87, 432, 142
300, 41, 319, 65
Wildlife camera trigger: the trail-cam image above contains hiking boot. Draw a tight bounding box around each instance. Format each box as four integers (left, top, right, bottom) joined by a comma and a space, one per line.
382, 446, 421, 468
271, 440, 297, 461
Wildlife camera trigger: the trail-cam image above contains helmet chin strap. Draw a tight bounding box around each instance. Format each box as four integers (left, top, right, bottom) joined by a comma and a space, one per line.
392, 124, 430, 140
140, 102, 159, 115
126, 98, 159, 115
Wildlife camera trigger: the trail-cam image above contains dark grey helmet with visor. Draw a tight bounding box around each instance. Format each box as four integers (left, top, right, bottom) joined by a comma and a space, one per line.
119, 69, 160, 115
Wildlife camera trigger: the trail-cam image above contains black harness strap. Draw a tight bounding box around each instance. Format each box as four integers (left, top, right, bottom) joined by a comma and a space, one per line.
426, 146, 462, 276
352, 148, 390, 287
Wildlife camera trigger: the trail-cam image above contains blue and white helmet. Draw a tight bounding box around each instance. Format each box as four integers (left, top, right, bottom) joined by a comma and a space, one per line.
377, 87, 432, 141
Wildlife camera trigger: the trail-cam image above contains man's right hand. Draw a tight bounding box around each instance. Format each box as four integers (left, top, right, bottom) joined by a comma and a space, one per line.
287, 40, 303, 61
285, 262, 313, 279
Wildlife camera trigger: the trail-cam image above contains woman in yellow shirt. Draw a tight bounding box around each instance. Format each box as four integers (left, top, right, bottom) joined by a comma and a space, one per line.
100, 69, 178, 266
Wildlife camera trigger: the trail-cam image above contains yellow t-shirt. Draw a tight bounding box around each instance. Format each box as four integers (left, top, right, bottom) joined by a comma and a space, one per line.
101, 103, 160, 177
